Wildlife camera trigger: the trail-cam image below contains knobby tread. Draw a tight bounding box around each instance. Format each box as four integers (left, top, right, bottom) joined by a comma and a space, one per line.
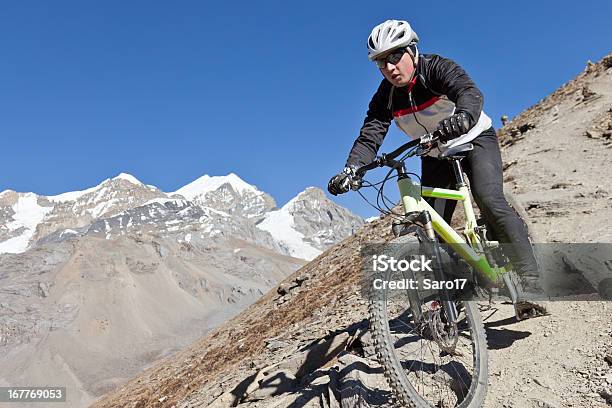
367, 234, 489, 408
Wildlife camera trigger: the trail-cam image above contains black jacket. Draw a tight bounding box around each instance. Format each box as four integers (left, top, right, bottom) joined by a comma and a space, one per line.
346, 54, 487, 168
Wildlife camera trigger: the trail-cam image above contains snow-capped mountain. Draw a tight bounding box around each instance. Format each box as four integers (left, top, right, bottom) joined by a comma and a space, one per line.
0, 172, 362, 260
0, 174, 163, 253
258, 187, 363, 260
174, 173, 276, 222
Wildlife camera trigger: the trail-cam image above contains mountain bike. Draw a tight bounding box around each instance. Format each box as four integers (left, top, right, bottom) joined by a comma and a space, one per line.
351, 131, 534, 407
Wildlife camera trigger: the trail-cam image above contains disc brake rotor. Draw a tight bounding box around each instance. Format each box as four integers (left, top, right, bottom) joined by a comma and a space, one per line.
428, 302, 459, 354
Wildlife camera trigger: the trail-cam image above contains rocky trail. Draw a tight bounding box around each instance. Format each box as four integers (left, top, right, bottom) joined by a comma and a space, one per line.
92, 54, 612, 408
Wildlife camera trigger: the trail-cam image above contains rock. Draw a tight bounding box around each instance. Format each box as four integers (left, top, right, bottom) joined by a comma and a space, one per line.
333, 354, 391, 406
242, 368, 297, 402
277, 276, 309, 298
532, 399, 558, 408
247, 381, 330, 408
518, 123, 536, 134
294, 275, 308, 285
581, 86, 597, 100
600, 389, 612, 404
277, 332, 350, 381
277, 283, 291, 296
265, 339, 288, 352
37, 281, 50, 298
551, 182, 571, 189
503, 160, 518, 171
357, 330, 377, 359
207, 391, 236, 408
585, 130, 601, 139
604, 353, 612, 366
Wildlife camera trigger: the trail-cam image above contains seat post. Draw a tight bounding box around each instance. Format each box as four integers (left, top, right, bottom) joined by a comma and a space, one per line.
451, 158, 467, 188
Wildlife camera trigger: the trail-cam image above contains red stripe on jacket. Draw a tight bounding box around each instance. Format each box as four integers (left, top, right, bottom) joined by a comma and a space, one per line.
393, 96, 440, 117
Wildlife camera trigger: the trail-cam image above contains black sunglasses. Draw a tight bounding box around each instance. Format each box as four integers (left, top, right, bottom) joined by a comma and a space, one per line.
374, 48, 408, 68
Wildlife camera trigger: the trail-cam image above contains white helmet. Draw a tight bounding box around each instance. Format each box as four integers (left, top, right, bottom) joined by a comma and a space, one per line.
367, 20, 419, 61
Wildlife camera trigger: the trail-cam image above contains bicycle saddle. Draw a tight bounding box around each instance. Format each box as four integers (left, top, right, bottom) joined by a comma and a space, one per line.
438, 143, 474, 160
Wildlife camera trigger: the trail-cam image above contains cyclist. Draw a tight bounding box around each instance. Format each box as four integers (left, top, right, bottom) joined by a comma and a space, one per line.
328, 19, 546, 320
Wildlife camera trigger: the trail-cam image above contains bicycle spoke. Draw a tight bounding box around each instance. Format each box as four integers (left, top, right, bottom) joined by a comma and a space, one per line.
383, 300, 479, 407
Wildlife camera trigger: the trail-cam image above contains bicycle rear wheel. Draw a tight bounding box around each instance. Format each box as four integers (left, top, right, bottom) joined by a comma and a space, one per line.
368, 234, 488, 408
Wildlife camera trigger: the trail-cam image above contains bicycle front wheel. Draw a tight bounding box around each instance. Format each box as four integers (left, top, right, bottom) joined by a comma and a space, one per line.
368, 234, 488, 408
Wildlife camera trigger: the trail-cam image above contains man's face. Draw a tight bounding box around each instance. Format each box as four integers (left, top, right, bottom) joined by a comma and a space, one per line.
376, 50, 415, 87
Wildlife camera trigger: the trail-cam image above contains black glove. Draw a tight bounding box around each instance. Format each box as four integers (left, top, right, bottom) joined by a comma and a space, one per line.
327, 167, 359, 196
437, 111, 472, 143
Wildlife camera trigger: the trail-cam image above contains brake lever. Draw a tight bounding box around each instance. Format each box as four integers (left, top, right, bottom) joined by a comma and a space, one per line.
416, 143, 433, 156
416, 133, 439, 156
420, 133, 438, 145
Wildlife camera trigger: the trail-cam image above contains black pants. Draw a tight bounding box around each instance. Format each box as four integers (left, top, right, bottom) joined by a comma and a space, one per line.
421, 127, 538, 276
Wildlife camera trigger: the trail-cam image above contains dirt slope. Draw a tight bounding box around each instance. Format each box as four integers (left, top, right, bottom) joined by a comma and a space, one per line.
483, 53, 612, 408
93, 54, 612, 408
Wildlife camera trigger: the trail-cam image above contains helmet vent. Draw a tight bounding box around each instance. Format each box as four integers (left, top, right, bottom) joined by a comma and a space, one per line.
367, 19, 419, 61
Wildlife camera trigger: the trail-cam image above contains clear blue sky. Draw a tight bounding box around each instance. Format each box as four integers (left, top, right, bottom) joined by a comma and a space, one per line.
1, 1, 610, 217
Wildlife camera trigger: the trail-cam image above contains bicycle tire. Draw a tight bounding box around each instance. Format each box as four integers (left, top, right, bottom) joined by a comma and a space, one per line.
368, 234, 488, 408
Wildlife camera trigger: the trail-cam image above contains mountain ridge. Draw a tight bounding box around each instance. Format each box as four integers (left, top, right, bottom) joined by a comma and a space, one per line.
0, 172, 363, 259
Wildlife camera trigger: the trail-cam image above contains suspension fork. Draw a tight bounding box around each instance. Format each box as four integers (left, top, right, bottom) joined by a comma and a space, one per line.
418, 211, 459, 323
398, 210, 459, 324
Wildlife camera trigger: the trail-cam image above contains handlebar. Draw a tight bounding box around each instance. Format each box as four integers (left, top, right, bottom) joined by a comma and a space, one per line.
354, 130, 442, 178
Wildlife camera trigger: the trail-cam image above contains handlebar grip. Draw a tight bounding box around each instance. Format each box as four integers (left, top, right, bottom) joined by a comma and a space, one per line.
355, 160, 380, 178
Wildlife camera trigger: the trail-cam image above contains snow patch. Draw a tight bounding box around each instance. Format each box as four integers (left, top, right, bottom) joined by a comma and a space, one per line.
47, 182, 106, 203
47, 173, 144, 203
258, 205, 321, 261
0, 193, 52, 254
112, 173, 143, 185
175, 173, 261, 199
87, 198, 119, 219
60, 229, 79, 238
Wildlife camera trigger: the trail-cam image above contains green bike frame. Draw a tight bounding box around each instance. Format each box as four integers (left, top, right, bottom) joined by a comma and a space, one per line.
397, 176, 509, 286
